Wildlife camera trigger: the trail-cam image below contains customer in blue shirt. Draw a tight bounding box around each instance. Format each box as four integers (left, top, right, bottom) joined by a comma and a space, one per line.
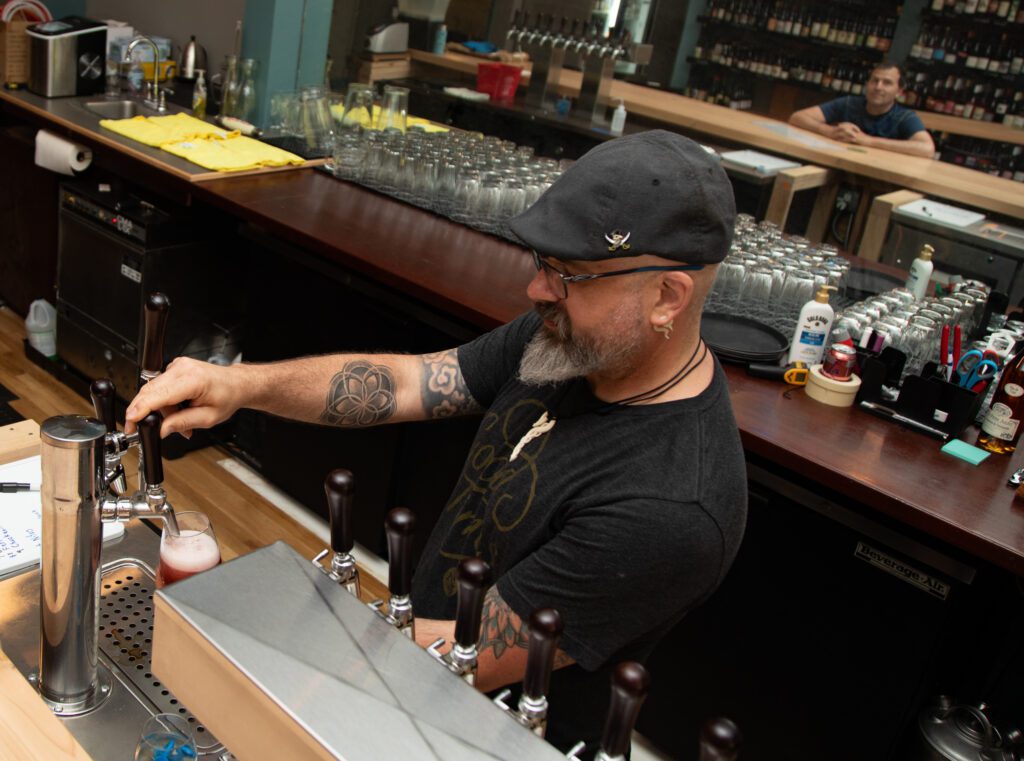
789, 62, 935, 158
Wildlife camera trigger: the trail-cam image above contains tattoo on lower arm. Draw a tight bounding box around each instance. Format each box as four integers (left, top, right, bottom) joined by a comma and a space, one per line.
478, 587, 529, 660
319, 360, 397, 426
421, 349, 482, 419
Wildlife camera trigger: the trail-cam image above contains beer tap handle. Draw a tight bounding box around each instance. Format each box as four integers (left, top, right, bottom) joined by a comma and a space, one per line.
90, 379, 118, 432
385, 507, 416, 598
698, 717, 742, 761
325, 469, 355, 555
522, 607, 563, 701
543, 12, 554, 31
453, 558, 492, 650
137, 412, 164, 486
511, 8, 522, 27
140, 292, 171, 383
598, 661, 650, 760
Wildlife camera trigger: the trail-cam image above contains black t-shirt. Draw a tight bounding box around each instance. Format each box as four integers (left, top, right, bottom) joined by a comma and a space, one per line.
411, 312, 748, 753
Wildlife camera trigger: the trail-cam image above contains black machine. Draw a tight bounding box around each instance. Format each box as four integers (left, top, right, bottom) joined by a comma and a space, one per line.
56, 179, 243, 407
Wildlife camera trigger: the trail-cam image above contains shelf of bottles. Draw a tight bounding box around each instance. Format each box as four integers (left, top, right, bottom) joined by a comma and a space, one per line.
903, 3, 1024, 128
688, 1, 900, 110
936, 137, 1024, 181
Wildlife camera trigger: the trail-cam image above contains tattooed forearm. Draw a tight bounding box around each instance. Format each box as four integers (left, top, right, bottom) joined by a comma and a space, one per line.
478, 587, 529, 660
421, 349, 482, 419
319, 359, 397, 426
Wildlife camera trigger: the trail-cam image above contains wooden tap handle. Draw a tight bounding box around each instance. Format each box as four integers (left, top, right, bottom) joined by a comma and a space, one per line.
522, 607, 563, 700
140, 292, 171, 380
453, 558, 492, 649
599, 661, 650, 759
699, 717, 742, 761
90, 378, 117, 432
385, 507, 416, 597
137, 412, 164, 485
324, 469, 355, 554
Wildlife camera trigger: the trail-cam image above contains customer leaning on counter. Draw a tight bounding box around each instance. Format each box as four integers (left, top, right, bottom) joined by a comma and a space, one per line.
124, 131, 748, 757
789, 61, 936, 158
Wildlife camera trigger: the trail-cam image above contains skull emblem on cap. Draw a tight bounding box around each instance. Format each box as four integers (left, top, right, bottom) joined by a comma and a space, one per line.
605, 230, 631, 252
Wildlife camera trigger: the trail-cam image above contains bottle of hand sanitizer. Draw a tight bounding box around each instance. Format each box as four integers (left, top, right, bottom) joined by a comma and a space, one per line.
192, 69, 207, 119
905, 243, 935, 300
610, 99, 627, 135
788, 285, 837, 365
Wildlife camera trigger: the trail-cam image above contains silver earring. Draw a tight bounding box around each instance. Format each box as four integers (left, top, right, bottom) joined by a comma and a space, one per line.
653, 319, 674, 340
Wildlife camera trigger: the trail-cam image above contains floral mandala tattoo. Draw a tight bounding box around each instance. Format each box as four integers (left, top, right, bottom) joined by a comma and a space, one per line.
320, 360, 397, 426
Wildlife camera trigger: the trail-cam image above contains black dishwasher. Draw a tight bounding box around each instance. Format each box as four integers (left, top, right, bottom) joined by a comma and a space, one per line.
56, 179, 242, 399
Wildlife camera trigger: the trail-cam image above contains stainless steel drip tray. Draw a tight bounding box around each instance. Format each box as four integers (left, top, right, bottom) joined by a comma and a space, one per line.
0, 523, 229, 760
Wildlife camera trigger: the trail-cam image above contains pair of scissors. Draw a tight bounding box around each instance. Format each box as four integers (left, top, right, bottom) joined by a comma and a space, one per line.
955, 349, 1000, 391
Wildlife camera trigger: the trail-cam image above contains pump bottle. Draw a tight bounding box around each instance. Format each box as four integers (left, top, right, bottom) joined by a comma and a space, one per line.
610, 99, 627, 135
905, 243, 935, 300
788, 285, 837, 365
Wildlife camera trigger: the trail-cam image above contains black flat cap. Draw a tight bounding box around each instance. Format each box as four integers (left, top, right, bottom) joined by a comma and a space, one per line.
509, 129, 736, 264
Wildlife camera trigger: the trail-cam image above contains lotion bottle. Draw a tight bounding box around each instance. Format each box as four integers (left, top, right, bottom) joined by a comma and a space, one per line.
788, 285, 837, 365
610, 99, 627, 135
905, 243, 935, 300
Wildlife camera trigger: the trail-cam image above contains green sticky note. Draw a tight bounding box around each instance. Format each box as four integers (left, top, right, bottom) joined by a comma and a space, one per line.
940, 439, 991, 466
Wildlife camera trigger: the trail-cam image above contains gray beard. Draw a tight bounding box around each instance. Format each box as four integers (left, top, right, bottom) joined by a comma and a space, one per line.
517, 303, 645, 386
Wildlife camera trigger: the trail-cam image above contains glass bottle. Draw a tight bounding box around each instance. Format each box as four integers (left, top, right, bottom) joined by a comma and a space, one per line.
235, 58, 258, 122
221, 55, 241, 118
977, 347, 1024, 454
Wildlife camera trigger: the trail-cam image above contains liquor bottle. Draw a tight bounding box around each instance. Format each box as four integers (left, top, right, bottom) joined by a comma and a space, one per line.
978, 347, 1024, 454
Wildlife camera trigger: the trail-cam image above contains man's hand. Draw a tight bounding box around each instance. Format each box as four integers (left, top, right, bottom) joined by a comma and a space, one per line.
830, 122, 863, 142
125, 357, 253, 439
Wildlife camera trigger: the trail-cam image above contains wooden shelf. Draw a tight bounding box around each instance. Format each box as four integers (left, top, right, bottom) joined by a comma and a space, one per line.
918, 110, 1024, 144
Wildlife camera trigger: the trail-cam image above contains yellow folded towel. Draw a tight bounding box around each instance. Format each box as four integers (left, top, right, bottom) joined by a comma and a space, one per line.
161, 132, 305, 172
99, 113, 229, 147
328, 103, 449, 133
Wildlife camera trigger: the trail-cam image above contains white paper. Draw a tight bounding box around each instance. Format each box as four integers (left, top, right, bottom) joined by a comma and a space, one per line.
0, 456, 124, 578
754, 120, 839, 150
34, 129, 93, 176
898, 199, 986, 228
721, 149, 801, 176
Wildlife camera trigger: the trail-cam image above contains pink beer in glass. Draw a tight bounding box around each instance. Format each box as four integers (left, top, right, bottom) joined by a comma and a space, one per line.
156, 511, 221, 588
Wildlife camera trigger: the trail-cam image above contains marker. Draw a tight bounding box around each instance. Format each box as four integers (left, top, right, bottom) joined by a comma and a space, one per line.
847, 146, 868, 153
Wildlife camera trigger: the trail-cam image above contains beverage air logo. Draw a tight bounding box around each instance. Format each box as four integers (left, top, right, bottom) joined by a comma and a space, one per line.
854, 541, 951, 599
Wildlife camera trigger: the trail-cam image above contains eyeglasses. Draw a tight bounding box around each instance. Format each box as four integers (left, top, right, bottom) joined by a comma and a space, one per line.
531, 250, 705, 299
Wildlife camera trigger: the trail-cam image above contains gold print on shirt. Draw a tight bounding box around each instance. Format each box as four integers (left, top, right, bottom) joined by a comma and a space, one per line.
438, 398, 551, 597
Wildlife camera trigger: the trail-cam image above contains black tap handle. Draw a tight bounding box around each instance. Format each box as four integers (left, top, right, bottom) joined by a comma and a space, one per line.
543, 12, 554, 30
325, 469, 355, 554
385, 507, 416, 597
453, 558, 492, 649
558, 16, 569, 34
599, 661, 650, 759
140, 292, 171, 380
572, 18, 584, 37
522, 607, 563, 700
90, 378, 117, 433
512, 8, 522, 26
137, 412, 164, 485
698, 717, 742, 761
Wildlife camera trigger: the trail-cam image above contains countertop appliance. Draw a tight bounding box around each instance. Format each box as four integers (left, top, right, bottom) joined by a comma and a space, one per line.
26, 16, 107, 97
367, 21, 409, 54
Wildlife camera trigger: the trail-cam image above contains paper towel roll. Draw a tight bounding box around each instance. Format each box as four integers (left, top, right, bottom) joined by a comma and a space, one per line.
34, 130, 92, 175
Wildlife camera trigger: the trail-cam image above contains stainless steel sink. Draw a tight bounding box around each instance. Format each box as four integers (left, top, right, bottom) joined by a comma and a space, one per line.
83, 99, 152, 118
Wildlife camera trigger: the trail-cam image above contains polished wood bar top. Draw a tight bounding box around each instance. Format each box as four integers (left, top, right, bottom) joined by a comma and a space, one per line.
409, 51, 1024, 220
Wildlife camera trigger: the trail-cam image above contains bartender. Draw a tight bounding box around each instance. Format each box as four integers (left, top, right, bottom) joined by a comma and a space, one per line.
789, 62, 936, 159
125, 130, 748, 756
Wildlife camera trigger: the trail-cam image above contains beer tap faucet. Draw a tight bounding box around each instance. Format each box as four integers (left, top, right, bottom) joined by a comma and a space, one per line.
137, 292, 170, 494
566, 661, 650, 761
505, 8, 523, 52
698, 717, 742, 761
90, 378, 128, 495
427, 558, 492, 685
370, 507, 417, 638
312, 469, 361, 598
493, 607, 563, 736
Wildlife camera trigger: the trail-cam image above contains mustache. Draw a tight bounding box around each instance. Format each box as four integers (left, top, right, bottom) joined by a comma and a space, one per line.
534, 302, 570, 340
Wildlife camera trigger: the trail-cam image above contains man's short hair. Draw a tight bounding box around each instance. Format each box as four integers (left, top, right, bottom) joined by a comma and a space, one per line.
870, 61, 903, 88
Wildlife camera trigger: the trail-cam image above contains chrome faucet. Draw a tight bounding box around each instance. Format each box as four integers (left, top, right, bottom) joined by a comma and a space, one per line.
125, 36, 166, 112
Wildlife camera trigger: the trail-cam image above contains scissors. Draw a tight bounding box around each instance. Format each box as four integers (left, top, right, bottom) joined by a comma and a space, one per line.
955, 349, 1000, 391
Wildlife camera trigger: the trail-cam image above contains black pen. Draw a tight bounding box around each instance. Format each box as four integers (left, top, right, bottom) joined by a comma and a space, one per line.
0, 482, 37, 493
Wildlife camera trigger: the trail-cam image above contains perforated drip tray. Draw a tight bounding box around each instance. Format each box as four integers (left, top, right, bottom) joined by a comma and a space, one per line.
98, 560, 225, 757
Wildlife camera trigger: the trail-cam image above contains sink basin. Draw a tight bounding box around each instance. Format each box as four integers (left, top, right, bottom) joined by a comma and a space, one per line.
84, 99, 150, 118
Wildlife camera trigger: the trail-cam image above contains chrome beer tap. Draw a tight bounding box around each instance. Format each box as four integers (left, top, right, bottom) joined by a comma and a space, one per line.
90, 378, 127, 495
525, 15, 569, 109
576, 26, 652, 124
369, 507, 417, 638
311, 469, 361, 598
505, 8, 524, 52
699, 717, 742, 761
565, 661, 650, 761
494, 607, 563, 736
427, 558, 492, 685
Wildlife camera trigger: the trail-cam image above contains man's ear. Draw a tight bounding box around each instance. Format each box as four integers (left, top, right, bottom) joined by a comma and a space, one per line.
651, 271, 694, 327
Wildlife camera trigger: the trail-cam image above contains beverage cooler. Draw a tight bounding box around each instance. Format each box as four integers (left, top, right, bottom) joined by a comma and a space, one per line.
638, 459, 1018, 761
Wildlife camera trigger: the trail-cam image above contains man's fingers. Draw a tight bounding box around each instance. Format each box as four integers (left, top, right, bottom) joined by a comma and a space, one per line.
160, 406, 219, 439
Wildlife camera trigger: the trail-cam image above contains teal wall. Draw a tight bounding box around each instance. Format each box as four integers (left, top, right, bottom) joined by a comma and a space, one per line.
47, 0, 86, 16
243, 0, 333, 127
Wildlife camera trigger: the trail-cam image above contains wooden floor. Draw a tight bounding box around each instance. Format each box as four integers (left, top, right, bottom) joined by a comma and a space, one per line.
0, 306, 388, 600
